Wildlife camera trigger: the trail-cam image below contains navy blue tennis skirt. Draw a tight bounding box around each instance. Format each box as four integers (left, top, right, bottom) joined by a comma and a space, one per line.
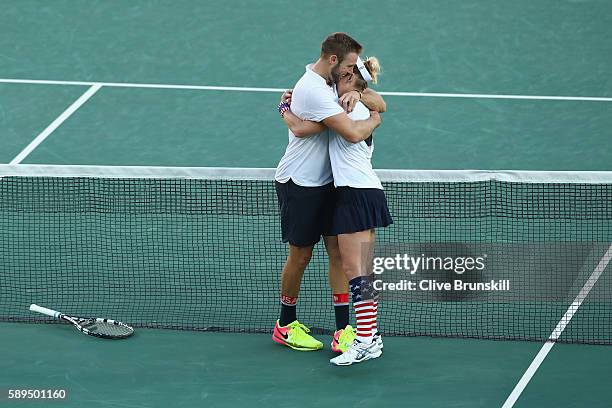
330, 187, 393, 235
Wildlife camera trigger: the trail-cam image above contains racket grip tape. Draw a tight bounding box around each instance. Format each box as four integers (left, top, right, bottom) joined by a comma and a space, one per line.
29, 304, 61, 319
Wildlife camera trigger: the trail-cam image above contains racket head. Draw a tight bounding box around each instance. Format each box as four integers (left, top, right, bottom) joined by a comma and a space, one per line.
30, 304, 134, 339
62, 316, 134, 339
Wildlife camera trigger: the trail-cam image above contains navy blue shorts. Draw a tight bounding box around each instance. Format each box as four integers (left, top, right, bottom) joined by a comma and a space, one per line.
329, 187, 393, 235
275, 179, 335, 247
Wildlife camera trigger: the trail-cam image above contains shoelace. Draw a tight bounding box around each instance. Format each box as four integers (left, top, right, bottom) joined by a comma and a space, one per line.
339, 327, 355, 345
289, 321, 311, 335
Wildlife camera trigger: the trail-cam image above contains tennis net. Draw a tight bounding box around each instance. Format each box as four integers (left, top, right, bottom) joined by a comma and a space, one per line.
1, 164, 611, 344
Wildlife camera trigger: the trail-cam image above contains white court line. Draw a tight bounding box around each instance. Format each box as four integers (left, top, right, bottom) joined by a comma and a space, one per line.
501, 244, 612, 408
9, 84, 102, 164
379, 91, 612, 102
1, 77, 611, 102
0, 78, 285, 93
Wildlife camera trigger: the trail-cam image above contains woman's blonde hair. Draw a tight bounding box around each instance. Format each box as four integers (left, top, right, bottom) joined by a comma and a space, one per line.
353, 56, 381, 90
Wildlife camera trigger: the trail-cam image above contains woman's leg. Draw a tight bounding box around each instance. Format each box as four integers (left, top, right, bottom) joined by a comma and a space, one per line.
338, 229, 375, 280
338, 229, 378, 343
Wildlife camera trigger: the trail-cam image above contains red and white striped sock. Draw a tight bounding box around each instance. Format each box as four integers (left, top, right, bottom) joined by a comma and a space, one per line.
354, 299, 378, 343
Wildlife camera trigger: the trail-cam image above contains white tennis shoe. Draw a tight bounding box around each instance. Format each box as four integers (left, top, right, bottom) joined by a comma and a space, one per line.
330, 338, 383, 366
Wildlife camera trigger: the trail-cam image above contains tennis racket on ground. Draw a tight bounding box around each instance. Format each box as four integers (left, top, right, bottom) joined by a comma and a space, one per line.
29, 304, 134, 339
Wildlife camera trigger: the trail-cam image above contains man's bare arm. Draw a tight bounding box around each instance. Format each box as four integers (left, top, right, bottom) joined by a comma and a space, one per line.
282, 110, 327, 138
279, 90, 327, 137
323, 111, 381, 144
279, 88, 382, 140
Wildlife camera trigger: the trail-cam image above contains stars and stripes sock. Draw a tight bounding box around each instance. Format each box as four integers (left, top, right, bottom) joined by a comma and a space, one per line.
332, 293, 350, 330
279, 294, 297, 327
350, 276, 379, 344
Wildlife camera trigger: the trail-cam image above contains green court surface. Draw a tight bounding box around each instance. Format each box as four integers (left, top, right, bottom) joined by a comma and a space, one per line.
2, 0, 611, 95
10, 86, 612, 169
3, 324, 612, 407
0, 84, 89, 162
1, 1, 611, 407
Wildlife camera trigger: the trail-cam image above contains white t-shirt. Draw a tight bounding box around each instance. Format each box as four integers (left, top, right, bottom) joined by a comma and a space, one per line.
329, 101, 383, 189
275, 65, 344, 187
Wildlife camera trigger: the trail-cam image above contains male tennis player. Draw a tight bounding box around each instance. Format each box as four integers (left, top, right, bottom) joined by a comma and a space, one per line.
272, 32, 386, 352
281, 56, 391, 365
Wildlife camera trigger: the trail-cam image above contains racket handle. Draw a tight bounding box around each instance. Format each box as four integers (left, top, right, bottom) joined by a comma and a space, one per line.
29, 304, 61, 318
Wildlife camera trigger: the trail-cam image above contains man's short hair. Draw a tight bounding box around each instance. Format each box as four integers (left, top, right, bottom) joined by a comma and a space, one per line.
320, 32, 362, 63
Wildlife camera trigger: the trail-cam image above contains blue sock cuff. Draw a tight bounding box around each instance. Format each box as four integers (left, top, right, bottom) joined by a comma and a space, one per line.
349, 275, 378, 304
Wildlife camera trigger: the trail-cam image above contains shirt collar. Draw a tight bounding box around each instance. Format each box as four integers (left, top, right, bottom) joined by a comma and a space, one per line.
305, 63, 333, 87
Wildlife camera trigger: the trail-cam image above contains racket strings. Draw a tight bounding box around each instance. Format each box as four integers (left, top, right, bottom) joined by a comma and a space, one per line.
71, 318, 133, 338
87, 321, 134, 337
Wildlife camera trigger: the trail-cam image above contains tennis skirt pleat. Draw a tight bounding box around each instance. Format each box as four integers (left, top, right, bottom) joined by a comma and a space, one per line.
330, 187, 393, 235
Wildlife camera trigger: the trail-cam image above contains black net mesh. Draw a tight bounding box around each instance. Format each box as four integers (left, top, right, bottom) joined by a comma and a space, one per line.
1, 174, 610, 344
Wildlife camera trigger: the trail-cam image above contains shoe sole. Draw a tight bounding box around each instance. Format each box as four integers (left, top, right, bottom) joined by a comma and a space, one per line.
272, 334, 322, 351
330, 348, 383, 366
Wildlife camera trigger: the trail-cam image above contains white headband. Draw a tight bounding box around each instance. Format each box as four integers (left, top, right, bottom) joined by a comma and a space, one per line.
356, 56, 373, 82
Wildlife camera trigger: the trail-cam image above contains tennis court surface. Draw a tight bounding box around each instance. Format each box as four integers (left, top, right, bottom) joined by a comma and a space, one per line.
1, 1, 611, 407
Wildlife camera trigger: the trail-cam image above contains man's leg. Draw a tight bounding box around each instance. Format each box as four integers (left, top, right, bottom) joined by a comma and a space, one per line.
279, 243, 314, 326
272, 179, 329, 351
273, 242, 323, 351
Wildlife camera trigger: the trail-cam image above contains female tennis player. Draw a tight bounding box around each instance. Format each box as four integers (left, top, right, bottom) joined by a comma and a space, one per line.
280, 57, 391, 365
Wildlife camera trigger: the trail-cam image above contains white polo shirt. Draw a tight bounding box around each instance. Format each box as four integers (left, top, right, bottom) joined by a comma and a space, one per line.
329, 101, 383, 189
275, 65, 344, 187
